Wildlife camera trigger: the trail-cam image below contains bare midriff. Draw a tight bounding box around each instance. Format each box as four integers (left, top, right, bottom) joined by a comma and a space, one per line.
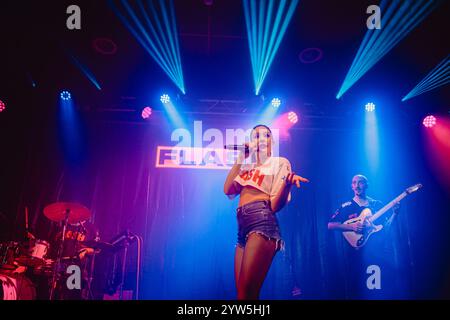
238, 185, 270, 208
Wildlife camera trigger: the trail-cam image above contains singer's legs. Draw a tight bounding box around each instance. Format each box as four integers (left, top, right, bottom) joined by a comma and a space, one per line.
234, 245, 244, 290
235, 233, 277, 300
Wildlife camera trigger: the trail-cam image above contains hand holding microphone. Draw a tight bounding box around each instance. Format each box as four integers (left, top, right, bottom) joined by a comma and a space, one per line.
244, 141, 258, 159
224, 141, 257, 161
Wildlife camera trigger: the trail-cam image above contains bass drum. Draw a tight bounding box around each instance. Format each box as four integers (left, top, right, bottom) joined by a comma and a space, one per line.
0, 273, 36, 300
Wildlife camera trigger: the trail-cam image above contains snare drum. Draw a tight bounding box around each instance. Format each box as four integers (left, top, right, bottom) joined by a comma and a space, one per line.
16, 239, 50, 267
0, 241, 20, 270
33, 258, 54, 277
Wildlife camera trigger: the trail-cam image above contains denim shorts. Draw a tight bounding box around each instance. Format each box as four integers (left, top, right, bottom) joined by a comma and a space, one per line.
236, 200, 284, 251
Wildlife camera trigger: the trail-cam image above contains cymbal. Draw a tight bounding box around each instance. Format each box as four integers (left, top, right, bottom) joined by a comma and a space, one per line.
80, 240, 114, 251
43, 202, 91, 224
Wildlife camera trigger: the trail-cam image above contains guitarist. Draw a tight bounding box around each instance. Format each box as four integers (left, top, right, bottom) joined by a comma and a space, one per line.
328, 174, 399, 299
328, 175, 384, 234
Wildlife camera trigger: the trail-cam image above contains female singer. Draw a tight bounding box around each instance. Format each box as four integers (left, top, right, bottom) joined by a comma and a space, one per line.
224, 124, 309, 300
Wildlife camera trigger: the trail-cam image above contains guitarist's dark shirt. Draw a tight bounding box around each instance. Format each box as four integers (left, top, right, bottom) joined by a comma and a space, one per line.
329, 197, 394, 299
329, 197, 404, 298
329, 197, 383, 224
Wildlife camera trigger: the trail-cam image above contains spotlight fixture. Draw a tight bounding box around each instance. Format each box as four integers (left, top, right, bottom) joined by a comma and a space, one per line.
160, 94, 170, 104
288, 111, 298, 124
365, 102, 376, 112
141, 107, 153, 119
60, 91, 72, 101
271, 98, 281, 108
423, 115, 436, 128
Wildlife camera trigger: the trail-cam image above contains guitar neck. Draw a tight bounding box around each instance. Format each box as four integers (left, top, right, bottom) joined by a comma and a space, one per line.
369, 192, 407, 222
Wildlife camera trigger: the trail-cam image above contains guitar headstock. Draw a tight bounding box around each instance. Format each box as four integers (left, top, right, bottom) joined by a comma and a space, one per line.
406, 183, 422, 194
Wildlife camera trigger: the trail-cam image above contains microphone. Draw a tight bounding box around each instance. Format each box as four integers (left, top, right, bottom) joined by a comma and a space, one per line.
224, 144, 249, 151
110, 229, 136, 247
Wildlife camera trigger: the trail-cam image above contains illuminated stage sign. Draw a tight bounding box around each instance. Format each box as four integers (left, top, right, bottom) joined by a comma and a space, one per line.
156, 146, 238, 170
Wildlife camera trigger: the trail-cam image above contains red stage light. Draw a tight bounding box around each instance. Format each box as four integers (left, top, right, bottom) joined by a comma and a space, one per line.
423, 115, 436, 128
423, 116, 450, 190
141, 107, 152, 119
0, 100, 6, 112
288, 111, 298, 124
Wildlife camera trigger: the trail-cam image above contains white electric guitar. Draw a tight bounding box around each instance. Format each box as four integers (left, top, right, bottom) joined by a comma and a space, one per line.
343, 183, 422, 248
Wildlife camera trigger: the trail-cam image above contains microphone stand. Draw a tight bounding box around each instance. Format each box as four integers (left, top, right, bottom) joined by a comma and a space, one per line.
110, 230, 142, 300
119, 238, 129, 300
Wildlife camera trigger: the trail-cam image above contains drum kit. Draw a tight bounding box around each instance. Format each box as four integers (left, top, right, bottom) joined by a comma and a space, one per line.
0, 202, 113, 300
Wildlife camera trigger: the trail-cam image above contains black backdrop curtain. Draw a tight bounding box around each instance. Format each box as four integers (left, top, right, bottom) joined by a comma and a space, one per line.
1, 106, 449, 299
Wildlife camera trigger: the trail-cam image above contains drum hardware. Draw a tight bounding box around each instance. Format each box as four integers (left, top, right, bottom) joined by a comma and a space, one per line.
79, 230, 113, 299
107, 230, 143, 300
15, 239, 50, 267
83, 248, 97, 300
1, 202, 131, 300
81, 240, 114, 252
33, 259, 54, 277
43, 202, 92, 300
43, 202, 91, 224
0, 241, 20, 270
1, 202, 103, 300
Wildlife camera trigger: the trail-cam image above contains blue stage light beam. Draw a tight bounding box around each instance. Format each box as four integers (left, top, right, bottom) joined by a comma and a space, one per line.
109, 0, 185, 94
402, 55, 450, 101
257, 99, 281, 125
59, 91, 83, 164
243, 0, 299, 95
364, 105, 379, 175
161, 99, 185, 129
337, 0, 442, 99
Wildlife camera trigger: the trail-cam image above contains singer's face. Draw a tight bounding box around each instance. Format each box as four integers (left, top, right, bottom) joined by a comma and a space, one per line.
251, 126, 272, 155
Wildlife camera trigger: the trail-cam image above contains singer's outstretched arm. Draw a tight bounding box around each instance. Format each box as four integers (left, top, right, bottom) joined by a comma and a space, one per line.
271, 173, 309, 212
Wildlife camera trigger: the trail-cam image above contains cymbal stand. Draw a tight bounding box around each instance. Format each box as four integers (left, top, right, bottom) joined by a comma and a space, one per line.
49, 208, 70, 300
84, 250, 97, 300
